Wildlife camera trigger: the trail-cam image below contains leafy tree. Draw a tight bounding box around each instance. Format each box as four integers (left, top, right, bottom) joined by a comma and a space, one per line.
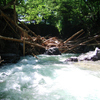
16, 0, 52, 23
0, 0, 23, 11
1, 0, 100, 37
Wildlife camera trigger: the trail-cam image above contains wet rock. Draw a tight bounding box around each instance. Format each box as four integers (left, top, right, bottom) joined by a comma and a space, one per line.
79, 47, 100, 61
65, 57, 78, 62
91, 47, 100, 61
65, 47, 100, 62
44, 47, 61, 55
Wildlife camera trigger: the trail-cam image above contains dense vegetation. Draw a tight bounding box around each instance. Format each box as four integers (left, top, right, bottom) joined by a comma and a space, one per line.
0, 0, 100, 38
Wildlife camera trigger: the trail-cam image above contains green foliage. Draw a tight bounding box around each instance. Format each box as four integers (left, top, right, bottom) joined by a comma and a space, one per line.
1, 0, 100, 36
0, 0, 11, 6
0, 0, 23, 6
16, 0, 52, 23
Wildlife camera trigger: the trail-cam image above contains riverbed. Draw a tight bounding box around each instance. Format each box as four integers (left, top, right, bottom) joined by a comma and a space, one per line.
0, 53, 100, 100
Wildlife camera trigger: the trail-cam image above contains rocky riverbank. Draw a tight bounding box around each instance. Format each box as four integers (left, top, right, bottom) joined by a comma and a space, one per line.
65, 47, 100, 62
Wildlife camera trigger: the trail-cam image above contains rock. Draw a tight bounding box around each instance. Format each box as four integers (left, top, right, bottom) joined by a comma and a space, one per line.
1, 53, 20, 64
65, 47, 100, 62
78, 47, 100, 61
91, 47, 100, 61
44, 47, 61, 55
65, 57, 78, 62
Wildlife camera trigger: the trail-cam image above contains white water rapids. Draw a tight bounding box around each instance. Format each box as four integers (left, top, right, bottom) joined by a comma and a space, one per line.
0, 54, 100, 100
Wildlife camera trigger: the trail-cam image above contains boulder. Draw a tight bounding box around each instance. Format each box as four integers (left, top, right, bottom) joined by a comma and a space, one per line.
65, 47, 100, 62
44, 47, 61, 55
79, 47, 100, 61
91, 47, 100, 61
65, 57, 78, 62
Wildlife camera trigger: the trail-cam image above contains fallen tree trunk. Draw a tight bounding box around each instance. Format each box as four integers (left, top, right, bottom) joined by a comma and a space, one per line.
0, 35, 45, 49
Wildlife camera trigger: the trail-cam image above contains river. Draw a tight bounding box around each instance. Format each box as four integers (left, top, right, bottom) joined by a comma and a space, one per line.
0, 53, 100, 100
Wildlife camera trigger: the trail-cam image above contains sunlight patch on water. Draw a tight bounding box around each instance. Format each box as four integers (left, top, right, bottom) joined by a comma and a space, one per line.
52, 67, 100, 100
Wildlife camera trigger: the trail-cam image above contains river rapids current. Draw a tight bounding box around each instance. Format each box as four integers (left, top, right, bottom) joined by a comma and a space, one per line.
0, 53, 100, 100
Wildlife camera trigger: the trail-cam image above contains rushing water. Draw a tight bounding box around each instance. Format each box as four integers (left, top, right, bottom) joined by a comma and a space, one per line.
0, 54, 100, 100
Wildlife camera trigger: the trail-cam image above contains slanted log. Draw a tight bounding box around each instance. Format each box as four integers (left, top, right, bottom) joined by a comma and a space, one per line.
0, 10, 33, 41
64, 29, 84, 44
32, 53, 39, 60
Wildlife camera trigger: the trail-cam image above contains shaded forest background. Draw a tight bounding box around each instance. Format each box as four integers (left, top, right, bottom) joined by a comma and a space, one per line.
0, 0, 100, 38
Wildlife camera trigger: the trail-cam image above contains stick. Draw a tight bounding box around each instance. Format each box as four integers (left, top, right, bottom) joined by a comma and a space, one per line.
63, 29, 83, 44
80, 35, 100, 45
32, 53, 39, 59
63, 35, 100, 53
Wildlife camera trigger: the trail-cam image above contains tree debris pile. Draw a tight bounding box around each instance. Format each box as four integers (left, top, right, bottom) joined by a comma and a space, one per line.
0, 8, 100, 64
41, 29, 100, 53
21, 28, 100, 55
